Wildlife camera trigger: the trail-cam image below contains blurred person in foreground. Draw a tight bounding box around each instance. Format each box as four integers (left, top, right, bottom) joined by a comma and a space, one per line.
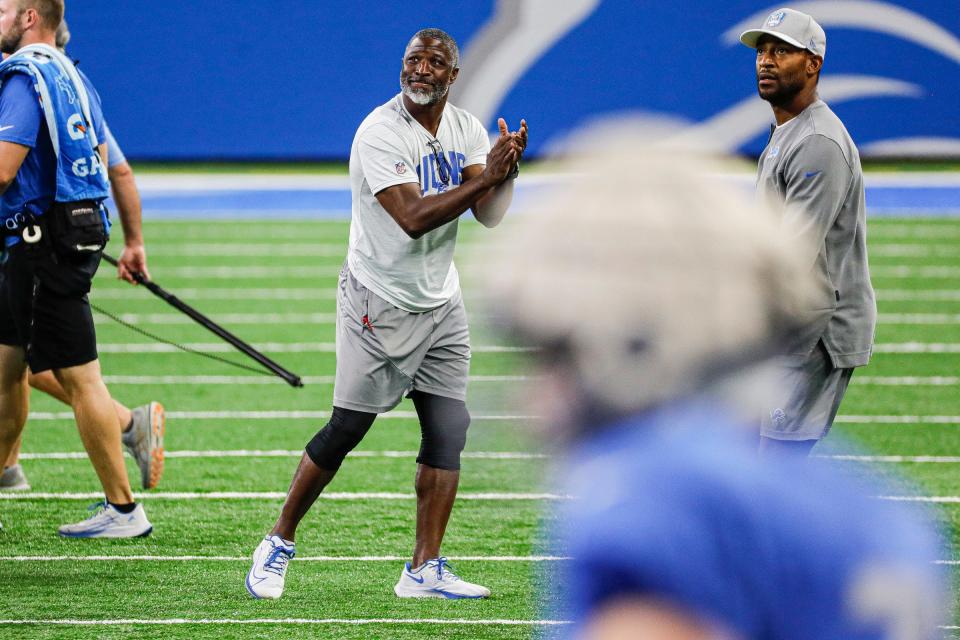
742, 8, 876, 455
1, 17, 164, 495
482, 124, 947, 639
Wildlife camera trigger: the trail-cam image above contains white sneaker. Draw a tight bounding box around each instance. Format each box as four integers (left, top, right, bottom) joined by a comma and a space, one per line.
0, 464, 30, 491
58, 501, 153, 538
122, 401, 165, 489
246, 535, 296, 599
394, 557, 491, 599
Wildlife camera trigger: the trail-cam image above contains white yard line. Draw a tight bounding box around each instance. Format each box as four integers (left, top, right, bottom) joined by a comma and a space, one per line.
871, 266, 960, 279
818, 455, 960, 463
873, 343, 960, 353
869, 225, 960, 239
94, 312, 337, 325
25, 410, 537, 421
90, 312, 960, 326
90, 341, 960, 355
92, 288, 338, 300
16, 450, 957, 464
92, 285, 960, 302
95, 342, 536, 354
868, 245, 960, 257
835, 415, 960, 425
151, 241, 960, 258
20, 411, 958, 424
878, 313, 960, 324
1, 554, 952, 564
854, 376, 959, 385
0, 618, 571, 627
878, 496, 960, 504
97, 266, 340, 279
0, 554, 569, 562
876, 289, 960, 301
99, 374, 531, 385
1, 490, 954, 504
19, 449, 548, 461
0, 491, 569, 501
1, 617, 953, 631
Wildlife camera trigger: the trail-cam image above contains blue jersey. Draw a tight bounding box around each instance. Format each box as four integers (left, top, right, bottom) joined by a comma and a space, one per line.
557, 401, 947, 639
0, 69, 107, 233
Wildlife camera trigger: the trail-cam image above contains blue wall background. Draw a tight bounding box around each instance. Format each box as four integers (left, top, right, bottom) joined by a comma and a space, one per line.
63, 1, 960, 161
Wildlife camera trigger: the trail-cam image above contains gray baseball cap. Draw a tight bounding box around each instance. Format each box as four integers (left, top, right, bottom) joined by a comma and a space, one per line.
739, 8, 826, 59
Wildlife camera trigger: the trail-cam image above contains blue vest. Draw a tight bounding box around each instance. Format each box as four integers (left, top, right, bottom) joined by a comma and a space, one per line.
0, 44, 109, 205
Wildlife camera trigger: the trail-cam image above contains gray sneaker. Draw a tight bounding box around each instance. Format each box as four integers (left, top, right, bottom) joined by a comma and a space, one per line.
122, 401, 165, 489
0, 464, 30, 491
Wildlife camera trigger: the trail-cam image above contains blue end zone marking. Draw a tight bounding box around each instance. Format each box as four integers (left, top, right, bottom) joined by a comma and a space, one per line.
142, 189, 352, 212
126, 181, 960, 220
866, 186, 960, 217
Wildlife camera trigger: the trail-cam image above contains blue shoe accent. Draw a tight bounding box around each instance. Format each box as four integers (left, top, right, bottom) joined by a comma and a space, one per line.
59, 528, 109, 538
245, 570, 263, 599
432, 588, 486, 599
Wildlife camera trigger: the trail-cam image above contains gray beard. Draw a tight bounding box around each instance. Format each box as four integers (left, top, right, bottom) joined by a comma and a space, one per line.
401, 80, 448, 106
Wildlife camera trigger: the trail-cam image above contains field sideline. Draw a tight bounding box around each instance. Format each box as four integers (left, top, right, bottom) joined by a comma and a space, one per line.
1, 217, 959, 639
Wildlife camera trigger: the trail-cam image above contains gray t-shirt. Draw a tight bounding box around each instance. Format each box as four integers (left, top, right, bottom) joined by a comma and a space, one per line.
756, 100, 877, 368
347, 95, 490, 312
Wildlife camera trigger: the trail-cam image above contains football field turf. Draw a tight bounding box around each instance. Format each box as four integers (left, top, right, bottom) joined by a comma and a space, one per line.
1, 217, 959, 638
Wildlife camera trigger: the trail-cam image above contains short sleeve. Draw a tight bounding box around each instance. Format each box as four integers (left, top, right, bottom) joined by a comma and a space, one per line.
357, 123, 421, 195
463, 113, 490, 168
0, 72, 42, 148
103, 123, 126, 168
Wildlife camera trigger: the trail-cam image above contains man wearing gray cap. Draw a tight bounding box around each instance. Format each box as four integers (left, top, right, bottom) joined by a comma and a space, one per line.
740, 8, 877, 455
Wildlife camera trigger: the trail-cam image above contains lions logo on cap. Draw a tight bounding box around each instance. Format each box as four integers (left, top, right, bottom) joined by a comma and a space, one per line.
766, 10, 786, 27
770, 408, 787, 428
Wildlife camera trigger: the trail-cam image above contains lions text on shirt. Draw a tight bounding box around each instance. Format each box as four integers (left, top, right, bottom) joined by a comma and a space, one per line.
348, 94, 490, 312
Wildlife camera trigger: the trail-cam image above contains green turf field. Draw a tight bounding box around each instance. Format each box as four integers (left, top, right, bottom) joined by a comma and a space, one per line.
1, 217, 959, 639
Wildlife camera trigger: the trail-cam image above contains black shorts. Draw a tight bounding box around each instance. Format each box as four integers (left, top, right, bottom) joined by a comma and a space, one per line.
0, 243, 101, 373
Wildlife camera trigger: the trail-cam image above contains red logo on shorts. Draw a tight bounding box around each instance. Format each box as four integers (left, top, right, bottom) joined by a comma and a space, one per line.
395, 162, 407, 175
362, 315, 375, 332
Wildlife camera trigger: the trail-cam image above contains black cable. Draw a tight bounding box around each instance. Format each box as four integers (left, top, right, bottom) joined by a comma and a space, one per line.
90, 302, 274, 376
100, 253, 304, 387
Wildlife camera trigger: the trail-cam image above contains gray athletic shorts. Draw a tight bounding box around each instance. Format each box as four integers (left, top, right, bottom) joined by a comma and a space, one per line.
332, 266, 471, 413
761, 340, 855, 441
